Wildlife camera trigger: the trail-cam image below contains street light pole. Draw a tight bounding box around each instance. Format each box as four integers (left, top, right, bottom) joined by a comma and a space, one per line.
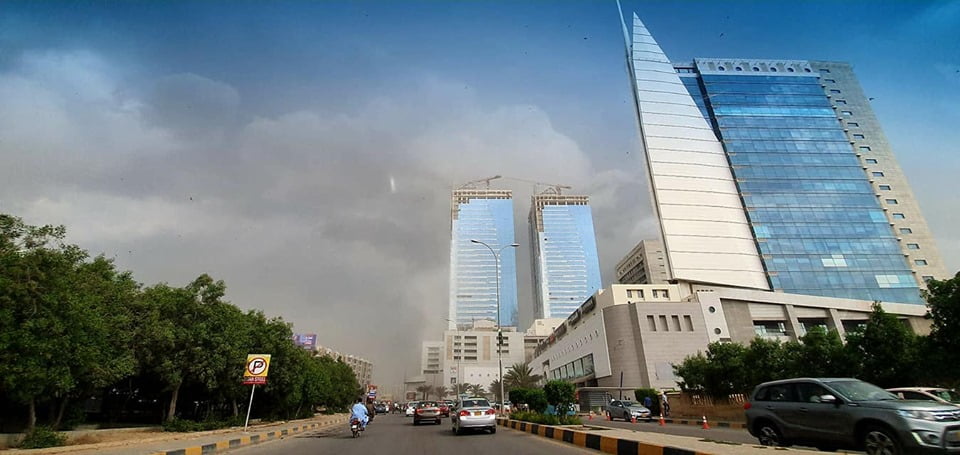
470, 239, 519, 416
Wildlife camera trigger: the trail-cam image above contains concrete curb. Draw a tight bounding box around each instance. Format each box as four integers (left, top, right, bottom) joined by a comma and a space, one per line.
147, 417, 347, 455
498, 418, 714, 455
582, 415, 747, 430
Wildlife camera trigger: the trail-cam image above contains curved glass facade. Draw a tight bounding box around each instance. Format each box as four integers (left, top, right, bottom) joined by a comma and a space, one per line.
449, 191, 519, 327
681, 69, 922, 304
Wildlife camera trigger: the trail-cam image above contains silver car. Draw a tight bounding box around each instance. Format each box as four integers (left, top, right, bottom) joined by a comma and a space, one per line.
605, 399, 652, 421
746, 378, 960, 454
451, 397, 497, 435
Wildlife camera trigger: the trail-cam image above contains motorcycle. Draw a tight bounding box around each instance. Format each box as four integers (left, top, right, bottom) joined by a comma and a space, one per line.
350, 418, 364, 438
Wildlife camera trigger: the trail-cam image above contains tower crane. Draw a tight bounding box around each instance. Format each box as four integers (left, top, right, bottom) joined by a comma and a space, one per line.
502, 176, 572, 195
455, 175, 502, 190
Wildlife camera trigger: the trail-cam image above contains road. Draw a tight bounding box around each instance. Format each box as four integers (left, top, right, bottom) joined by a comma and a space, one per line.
229, 413, 594, 454
584, 417, 758, 444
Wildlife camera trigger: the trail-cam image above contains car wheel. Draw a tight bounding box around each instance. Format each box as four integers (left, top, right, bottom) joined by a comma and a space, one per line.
862, 425, 901, 455
756, 421, 785, 447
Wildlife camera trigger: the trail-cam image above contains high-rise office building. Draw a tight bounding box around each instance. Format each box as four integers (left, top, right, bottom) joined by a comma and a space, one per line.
616, 239, 669, 285
449, 189, 519, 328
623, 13, 947, 304
529, 192, 603, 319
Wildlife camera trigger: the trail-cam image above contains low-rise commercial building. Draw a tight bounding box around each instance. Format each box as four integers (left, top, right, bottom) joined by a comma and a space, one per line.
529, 283, 929, 406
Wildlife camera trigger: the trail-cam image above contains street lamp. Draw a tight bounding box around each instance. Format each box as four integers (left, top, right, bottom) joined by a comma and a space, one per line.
445, 318, 462, 400
470, 239, 519, 415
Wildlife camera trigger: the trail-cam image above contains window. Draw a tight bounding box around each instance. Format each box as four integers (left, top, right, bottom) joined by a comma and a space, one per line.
752, 66, 760, 71
847, 122, 859, 127
820, 68, 831, 73
770, 67, 777, 72
756, 384, 795, 402
866, 159, 878, 164
683, 315, 694, 331
892, 213, 905, 219
796, 383, 831, 403
900, 228, 913, 234
923, 276, 935, 282
836, 100, 847, 105
879, 185, 891, 190
671, 315, 681, 332
907, 243, 920, 250
915, 259, 928, 266
824, 78, 836, 83
647, 315, 657, 331
853, 134, 865, 139
717, 65, 725, 71
885, 199, 898, 205
830, 89, 841, 94
735, 66, 742, 71
626, 289, 632, 298
859, 146, 872, 152
786, 67, 794, 72
659, 315, 669, 332
842, 111, 853, 116
872, 171, 884, 177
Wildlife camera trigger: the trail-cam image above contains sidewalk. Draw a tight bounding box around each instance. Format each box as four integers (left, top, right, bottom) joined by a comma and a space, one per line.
7, 414, 348, 455
499, 418, 831, 455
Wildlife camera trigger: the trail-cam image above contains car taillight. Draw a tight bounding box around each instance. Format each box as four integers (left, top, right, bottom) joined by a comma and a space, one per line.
485, 409, 496, 415
416, 409, 423, 414
743, 401, 752, 410
459, 410, 470, 416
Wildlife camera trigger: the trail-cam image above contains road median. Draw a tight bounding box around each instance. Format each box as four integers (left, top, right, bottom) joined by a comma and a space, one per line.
497, 417, 820, 455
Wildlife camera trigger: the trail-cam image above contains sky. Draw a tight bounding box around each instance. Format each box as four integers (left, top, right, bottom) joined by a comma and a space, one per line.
2, 0, 958, 392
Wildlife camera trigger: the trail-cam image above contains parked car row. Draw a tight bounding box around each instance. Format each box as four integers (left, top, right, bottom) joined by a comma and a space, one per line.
745, 378, 960, 454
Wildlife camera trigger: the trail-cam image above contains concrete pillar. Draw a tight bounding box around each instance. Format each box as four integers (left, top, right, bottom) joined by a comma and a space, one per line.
782, 304, 804, 341
826, 308, 846, 341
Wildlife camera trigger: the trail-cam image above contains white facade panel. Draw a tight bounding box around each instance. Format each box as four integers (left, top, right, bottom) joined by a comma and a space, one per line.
627, 13, 769, 291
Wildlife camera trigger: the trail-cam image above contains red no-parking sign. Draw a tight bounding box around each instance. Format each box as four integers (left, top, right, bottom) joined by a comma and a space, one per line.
242, 354, 271, 385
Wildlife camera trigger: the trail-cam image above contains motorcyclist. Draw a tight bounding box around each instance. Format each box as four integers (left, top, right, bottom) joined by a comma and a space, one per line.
365, 399, 376, 422
350, 398, 369, 430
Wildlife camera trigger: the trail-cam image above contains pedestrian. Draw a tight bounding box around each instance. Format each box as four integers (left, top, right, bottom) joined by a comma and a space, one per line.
643, 395, 653, 411
660, 391, 670, 417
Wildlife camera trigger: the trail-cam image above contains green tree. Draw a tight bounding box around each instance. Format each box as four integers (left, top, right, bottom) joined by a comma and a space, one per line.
415, 385, 431, 401
844, 303, 919, 388
741, 337, 788, 389
489, 379, 503, 402
504, 363, 542, 389
433, 385, 449, 399
544, 380, 576, 416
925, 273, 960, 387
466, 383, 486, 397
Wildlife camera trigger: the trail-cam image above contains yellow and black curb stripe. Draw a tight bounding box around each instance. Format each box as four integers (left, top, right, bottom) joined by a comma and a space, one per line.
662, 418, 747, 430
148, 417, 347, 455
498, 418, 714, 455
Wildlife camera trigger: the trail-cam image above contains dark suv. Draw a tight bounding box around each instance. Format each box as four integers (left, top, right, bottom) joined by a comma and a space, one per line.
746, 378, 960, 454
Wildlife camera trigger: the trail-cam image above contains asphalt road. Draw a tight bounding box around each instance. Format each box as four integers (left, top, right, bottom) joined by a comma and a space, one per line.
229, 413, 594, 455
583, 417, 758, 444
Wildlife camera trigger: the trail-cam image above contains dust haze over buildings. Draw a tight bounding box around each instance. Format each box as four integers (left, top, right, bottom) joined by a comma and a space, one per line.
2, 1, 957, 389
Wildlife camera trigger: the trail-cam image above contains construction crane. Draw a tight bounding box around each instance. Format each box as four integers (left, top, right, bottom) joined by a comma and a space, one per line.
455, 175, 502, 190
502, 176, 572, 195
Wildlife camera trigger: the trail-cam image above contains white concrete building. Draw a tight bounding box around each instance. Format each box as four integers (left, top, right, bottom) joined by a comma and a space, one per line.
616, 239, 670, 285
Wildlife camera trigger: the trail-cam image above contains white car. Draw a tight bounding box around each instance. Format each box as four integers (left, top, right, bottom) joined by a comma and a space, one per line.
451, 397, 497, 435
405, 401, 419, 417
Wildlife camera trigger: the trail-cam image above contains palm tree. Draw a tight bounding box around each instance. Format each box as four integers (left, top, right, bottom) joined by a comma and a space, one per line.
415, 384, 431, 401
489, 379, 503, 402
504, 363, 542, 389
433, 385, 449, 399
467, 383, 486, 397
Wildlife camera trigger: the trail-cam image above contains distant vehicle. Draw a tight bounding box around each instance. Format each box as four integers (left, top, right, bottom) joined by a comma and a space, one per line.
888, 387, 960, 407
451, 397, 497, 435
405, 401, 419, 417
374, 403, 388, 414
493, 401, 512, 412
438, 401, 450, 417
413, 401, 441, 425
745, 377, 960, 454
605, 399, 652, 421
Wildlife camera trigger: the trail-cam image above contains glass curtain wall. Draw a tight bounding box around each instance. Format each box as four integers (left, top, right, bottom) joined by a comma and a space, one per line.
681, 71, 922, 304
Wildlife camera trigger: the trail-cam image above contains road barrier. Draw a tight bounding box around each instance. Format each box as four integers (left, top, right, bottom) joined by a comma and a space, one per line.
148, 417, 347, 455
497, 417, 713, 455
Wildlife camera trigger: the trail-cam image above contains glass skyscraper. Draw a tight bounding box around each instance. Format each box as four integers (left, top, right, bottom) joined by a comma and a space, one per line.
448, 189, 519, 328
529, 193, 602, 320
623, 12, 947, 305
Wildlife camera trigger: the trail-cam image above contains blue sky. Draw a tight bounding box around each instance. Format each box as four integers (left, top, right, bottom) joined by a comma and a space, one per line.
2, 1, 958, 387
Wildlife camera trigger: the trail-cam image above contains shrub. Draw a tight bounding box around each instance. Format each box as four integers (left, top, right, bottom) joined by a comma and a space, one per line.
509, 388, 548, 413
19, 426, 68, 449
544, 380, 576, 416
509, 411, 580, 426
162, 416, 244, 432
634, 387, 661, 416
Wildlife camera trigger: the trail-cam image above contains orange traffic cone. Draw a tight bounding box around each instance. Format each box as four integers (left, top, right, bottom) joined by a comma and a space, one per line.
588, 412, 593, 421
658, 412, 665, 426
701, 415, 710, 430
